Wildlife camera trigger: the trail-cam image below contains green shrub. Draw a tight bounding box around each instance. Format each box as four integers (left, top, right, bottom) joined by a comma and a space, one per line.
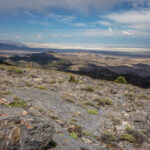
125, 125, 134, 131
87, 109, 98, 115
0, 91, 12, 95
68, 75, 78, 83
115, 76, 127, 84
15, 69, 23, 74
69, 132, 78, 139
82, 130, 95, 137
35, 85, 47, 90
120, 133, 136, 143
9, 97, 27, 108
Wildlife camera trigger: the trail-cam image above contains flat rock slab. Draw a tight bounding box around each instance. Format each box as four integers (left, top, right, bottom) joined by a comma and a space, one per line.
0, 115, 55, 150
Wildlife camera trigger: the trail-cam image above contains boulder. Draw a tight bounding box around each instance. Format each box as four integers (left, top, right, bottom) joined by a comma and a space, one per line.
0, 115, 55, 150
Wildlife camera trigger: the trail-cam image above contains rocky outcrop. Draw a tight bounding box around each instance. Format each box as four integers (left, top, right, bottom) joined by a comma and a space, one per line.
0, 116, 55, 150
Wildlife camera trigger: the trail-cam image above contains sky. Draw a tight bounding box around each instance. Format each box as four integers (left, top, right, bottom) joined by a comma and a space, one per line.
0, 0, 150, 50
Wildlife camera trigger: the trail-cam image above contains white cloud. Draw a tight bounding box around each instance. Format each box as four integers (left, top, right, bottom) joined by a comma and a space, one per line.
48, 14, 76, 24
105, 9, 150, 25
0, 33, 21, 40
122, 31, 132, 36
35, 34, 42, 40
14, 35, 21, 39
49, 33, 72, 38
122, 30, 150, 37
97, 21, 112, 26
82, 28, 150, 38
27, 20, 49, 26
24, 10, 36, 17
60, 16, 76, 24
73, 23, 87, 27
83, 28, 119, 37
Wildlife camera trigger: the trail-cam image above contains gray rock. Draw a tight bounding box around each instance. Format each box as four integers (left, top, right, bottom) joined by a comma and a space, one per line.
0, 115, 55, 150
132, 112, 147, 123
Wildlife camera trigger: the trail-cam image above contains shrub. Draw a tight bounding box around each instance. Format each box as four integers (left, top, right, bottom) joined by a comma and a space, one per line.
62, 95, 74, 103
49, 80, 56, 84
68, 75, 78, 83
127, 130, 144, 144
120, 133, 136, 143
0, 91, 12, 95
125, 125, 134, 131
25, 82, 32, 87
69, 132, 78, 139
35, 85, 47, 90
82, 130, 95, 137
87, 109, 98, 115
84, 101, 96, 107
111, 118, 122, 125
101, 132, 115, 143
115, 76, 127, 84
84, 86, 94, 92
95, 98, 113, 106
9, 97, 27, 108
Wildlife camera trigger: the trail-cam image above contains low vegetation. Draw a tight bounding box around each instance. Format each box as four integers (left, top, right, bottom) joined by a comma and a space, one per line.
115, 76, 127, 84
25, 82, 32, 87
69, 132, 78, 139
68, 75, 78, 83
87, 109, 98, 115
8, 96, 27, 108
83, 86, 94, 92
0, 91, 12, 95
62, 95, 74, 103
95, 98, 113, 106
7, 66, 23, 74
49, 80, 56, 84
120, 133, 136, 143
35, 85, 47, 90
82, 130, 95, 137
111, 118, 122, 125
101, 132, 115, 143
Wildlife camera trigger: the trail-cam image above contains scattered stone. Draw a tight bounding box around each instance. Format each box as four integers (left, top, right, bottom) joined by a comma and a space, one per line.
0, 98, 10, 105
0, 63, 149, 149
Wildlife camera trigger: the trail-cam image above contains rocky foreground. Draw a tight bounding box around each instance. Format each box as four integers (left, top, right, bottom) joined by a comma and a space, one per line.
0, 64, 150, 150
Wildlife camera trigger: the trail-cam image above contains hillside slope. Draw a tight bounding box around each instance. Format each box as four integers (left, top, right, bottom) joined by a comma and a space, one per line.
0, 64, 150, 149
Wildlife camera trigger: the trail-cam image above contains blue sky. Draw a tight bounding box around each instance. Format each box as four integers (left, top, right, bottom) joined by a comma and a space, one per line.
0, 0, 150, 50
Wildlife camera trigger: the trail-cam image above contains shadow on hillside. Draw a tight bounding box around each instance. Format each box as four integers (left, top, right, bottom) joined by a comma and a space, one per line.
66, 63, 150, 88
2, 53, 60, 65
0, 53, 150, 88
0, 60, 10, 65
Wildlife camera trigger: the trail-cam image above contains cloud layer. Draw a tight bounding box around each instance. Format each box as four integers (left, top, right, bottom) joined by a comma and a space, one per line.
0, 0, 150, 48
0, 0, 150, 12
